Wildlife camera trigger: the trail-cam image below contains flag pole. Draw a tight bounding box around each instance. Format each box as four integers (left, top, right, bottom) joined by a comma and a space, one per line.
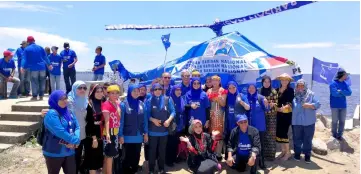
163, 50, 168, 73
310, 57, 314, 90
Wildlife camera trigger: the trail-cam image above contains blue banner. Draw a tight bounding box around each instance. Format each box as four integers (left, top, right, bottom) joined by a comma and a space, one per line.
116, 31, 302, 88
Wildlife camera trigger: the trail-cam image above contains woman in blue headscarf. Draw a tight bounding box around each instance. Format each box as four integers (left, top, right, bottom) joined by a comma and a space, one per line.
166, 84, 186, 166
146, 83, 176, 174
224, 81, 250, 160
119, 84, 148, 174
67, 80, 89, 174
185, 78, 211, 131
247, 83, 269, 169
43, 90, 80, 174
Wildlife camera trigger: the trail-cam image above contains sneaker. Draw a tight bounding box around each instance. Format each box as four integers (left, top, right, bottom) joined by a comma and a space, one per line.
293, 154, 301, 161
39, 96, 44, 101
305, 155, 311, 164
30, 97, 37, 101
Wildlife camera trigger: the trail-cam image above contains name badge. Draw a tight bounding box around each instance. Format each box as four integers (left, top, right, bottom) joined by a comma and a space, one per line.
52, 62, 59, 66
229, 107, 234, 113
153, 106, 157, 109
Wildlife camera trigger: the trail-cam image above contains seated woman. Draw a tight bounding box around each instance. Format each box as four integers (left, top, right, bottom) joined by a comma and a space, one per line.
292, 79, 321, 163
227, 114, 260, 174
179, 119, 222, 174
43, 90, 80, 174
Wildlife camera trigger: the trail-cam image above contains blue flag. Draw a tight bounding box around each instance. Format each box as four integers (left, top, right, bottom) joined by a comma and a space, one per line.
312, 57, 340, 85
161, 34, 171, 51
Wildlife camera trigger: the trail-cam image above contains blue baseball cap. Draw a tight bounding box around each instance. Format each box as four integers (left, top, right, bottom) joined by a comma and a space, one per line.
236, 114, 248, 123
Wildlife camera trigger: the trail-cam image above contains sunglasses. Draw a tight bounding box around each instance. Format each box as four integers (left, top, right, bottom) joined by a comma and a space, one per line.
163, 77, 171, 79
154, 88, 163, 91
77, 86, 87, 90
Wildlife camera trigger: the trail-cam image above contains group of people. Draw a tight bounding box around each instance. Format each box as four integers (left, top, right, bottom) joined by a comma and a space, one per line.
0, 36, 106, 99
38, 66, 352, 174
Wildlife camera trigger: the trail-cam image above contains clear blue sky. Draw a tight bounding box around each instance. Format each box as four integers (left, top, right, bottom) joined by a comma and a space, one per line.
0, 1, 359, 74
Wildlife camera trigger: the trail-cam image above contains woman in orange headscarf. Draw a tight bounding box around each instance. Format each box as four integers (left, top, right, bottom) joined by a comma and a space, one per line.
206, 75, 227, 161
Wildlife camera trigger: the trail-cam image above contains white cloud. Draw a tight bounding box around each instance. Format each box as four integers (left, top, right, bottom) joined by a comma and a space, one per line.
339, 44, 360, 50
65, 4, 74, 9
0, 2, 61, 14
0, 27, 91, 71
273, 42, 335, 49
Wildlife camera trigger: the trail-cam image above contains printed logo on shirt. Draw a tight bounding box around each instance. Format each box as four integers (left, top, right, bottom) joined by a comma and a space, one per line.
94, 62, 100, 66
228, 107, 234, 114
153, 105, 157, 109
238, 142, 251, 150
51, 62, 59, 66
3, 68, 12, 72
191, 101, 201, 106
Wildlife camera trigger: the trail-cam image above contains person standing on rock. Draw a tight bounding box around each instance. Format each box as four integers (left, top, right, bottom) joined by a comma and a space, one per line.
21, 36, 51, 101
83, 84, 105, 174
60, 42, 78, 94
43, 90, 80, 174
146, 83, 176, 174
119, 84, 148, 174
292, 79, 321, 163
246, 83, 269, 169
329, 69, 352, 140
258, 75, 278, 161
67, 81, 89, 174
275, 73, 294, 161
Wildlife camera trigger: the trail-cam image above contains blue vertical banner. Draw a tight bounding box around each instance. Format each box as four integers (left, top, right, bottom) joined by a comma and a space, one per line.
161, 34, 171, 51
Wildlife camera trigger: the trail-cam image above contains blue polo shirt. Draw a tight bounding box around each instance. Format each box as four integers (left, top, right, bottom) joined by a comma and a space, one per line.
16, 47, 25, 68
0, 58, 15, 77
93, 54, 106, 75
60, 49, 77, 70
48, 53, 62, 76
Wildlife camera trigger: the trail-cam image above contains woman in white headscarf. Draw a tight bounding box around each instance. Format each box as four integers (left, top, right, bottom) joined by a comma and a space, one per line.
292, 79, 320, 164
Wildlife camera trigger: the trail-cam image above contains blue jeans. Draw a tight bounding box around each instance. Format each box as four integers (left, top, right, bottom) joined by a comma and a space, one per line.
30, 70, 46, 97
292, 124, 315, 157
50, 74, 61, 91
331, 108, 347, 138
92, 74, 103, 81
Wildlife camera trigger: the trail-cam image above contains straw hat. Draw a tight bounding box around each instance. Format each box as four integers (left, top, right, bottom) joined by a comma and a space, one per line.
276, 73, 293, 81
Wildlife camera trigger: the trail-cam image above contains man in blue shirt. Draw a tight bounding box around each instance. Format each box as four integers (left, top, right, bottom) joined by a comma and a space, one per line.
161, 72, 172, 96
92, 46, 106, 81
21, 36, 51, 101
16, 41, 31, 97
60, 42, 77, 94
48, 46, 62, 91
0, 51, 20, 99
329, 69, 352, 140
44, 47, 52, 95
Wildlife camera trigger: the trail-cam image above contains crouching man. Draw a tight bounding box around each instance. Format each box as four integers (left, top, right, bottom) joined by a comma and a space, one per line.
226, 114, 260, 174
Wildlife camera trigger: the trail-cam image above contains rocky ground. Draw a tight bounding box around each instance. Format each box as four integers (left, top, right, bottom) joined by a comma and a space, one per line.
0, 115, 359, 174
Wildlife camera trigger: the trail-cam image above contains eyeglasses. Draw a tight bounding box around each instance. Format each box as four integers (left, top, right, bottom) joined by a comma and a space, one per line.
77, 86, 87, 91
163, 77, 171, 79
154, 88, 162, 91
182, 75, 190, 78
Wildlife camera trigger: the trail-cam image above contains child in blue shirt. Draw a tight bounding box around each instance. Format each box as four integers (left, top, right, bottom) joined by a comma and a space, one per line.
92, 46, 106, 81
48, 46, 62, 90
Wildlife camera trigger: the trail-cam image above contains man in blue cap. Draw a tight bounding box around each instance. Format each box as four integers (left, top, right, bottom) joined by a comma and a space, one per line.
329, 68, 352, 140
0, 50, 20, 99
226, 114, 260, 174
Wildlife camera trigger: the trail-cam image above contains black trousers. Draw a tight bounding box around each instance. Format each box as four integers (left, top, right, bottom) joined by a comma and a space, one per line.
45, 69, 52, 94
44, 155, 76, 174
75, 139, 86, 174
63, 68, 76, 94
166, 132, 180, 165
122, 143, 142, 174
149, 136, 167, 172
259, 131, 265, 166
232, 155, 257, 174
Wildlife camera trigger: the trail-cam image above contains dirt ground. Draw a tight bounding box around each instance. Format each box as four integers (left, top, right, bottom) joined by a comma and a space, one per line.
0, 128, 359, 174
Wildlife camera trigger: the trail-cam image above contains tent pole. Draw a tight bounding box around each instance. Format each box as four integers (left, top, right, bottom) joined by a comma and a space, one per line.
163, 50, 168, 73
